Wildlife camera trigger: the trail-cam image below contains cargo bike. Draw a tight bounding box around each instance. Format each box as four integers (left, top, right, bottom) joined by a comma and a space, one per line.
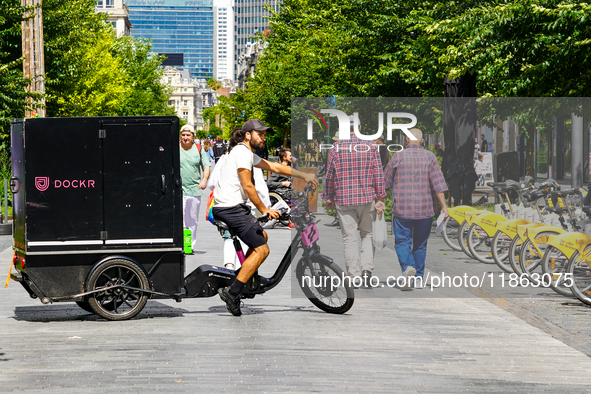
8, 117, 354, 320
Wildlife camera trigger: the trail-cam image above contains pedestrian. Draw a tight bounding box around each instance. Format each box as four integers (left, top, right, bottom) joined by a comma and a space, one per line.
375, 137, 389, 170
384, 128, 449, 290
480, 133, 488, 153
323, 118, 386, 289
267, 148, 293, 200
213, 135, 228, 163
179, 124, 211, 252
434, 142, 444, 157
203, 139, 215, 163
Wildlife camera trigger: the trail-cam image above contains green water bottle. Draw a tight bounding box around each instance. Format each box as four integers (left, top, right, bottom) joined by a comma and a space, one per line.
183, 228, 192, 254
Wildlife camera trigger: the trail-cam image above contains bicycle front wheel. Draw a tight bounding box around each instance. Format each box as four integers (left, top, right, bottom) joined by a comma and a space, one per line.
296, 258, 354, 314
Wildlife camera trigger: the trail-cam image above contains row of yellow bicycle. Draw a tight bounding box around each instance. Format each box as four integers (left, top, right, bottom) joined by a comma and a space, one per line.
441, 178, 591, 306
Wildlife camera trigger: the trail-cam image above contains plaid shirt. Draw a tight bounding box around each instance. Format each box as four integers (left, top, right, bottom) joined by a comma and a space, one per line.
384, 144, 448, 219
323, 136, 386, 206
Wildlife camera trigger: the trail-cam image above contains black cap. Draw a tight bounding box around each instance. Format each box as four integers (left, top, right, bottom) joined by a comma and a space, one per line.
242, 119, 272, 133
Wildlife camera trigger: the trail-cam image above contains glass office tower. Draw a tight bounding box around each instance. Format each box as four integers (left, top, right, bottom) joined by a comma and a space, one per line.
126, 0, 214, 79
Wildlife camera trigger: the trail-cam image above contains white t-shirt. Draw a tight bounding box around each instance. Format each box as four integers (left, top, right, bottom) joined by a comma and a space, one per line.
214, 143, 262, 207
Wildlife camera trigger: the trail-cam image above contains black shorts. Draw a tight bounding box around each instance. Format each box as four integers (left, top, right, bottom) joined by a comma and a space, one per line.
212, 204, 267, 249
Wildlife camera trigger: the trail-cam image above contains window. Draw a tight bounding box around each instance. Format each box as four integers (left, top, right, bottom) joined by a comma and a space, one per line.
184, 100, 188, 106
182, 111, 188, 120
168, 77, 172, 83
168, 100, 175, 105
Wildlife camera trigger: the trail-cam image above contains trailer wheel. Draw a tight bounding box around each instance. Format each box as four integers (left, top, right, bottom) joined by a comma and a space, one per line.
75, 300, 94, 313
86, 258, 150, 321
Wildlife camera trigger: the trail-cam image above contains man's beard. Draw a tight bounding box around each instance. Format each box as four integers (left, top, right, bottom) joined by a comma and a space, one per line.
252, 140, 265, 150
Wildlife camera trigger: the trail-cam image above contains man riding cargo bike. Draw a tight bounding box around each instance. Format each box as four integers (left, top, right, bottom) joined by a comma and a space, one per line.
212, 119, 318, 316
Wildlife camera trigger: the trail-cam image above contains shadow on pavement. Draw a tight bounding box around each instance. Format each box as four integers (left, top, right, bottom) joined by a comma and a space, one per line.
12, 300, 331, 322
13, 301, 192, 322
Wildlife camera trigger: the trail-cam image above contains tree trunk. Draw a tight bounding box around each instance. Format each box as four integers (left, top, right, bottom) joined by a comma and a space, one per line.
525, 125, 536, 179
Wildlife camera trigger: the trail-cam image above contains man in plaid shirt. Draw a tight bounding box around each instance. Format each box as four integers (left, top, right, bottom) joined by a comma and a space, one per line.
323, 122, 386, 288
384, 128, 449, 290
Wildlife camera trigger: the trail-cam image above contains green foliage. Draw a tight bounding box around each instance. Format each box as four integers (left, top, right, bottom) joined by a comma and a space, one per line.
43, 0, 173, 117
208, 124, 223, 136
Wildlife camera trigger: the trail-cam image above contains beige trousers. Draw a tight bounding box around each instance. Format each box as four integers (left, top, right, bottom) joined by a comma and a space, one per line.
335, 202, 376, 277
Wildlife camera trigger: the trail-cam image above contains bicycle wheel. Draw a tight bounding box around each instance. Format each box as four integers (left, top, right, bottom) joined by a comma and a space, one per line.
567, 247, 591, 305
541, 246, 574, 297
508, 236, 523, 274
467, 224, 495, 264
269, 192, 281, 207
442, 217, 462, 251
296, 258, 354, 314
86, 258, 150, 321
491, 231, 514, 273
519, 231, 557, 279
458, 221, 475, 259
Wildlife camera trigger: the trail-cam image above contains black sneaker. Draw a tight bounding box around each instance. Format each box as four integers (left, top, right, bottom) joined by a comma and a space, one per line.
218, 287, 242, 316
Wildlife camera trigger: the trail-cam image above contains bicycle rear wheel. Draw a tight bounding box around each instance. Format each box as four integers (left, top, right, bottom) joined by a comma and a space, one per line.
491, 231, 514, 273
541, 246, 574, 297
467, 224, 495, 264
508, 237, 523, 274
442, 217, 462, 251
567, 247, 591, 306
458, 222, 475, 259
519, 231, 557, 279
296, 258, 354, 314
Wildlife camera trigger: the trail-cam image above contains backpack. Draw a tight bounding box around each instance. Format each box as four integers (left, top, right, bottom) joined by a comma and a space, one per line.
194, 142, 202, 154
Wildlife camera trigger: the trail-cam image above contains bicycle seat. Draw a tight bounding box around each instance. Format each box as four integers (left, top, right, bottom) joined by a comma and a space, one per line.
487, 182, 506, 187
552, 189, 579, 197
493, 186, 513, 194
547, 207, 568, 214
524, 190, 546, 202
212, 219, 230, 231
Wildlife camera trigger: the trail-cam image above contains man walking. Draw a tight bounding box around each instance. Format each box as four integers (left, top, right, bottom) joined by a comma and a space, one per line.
323, 120, 386, 288
480, 133, 488, 153
384, 128, 448, 290
213, 135, 228, 163
180, 124, 211, 252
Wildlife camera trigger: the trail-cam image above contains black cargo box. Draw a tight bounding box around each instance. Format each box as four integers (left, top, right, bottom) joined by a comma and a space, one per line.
10, 116, 184, 298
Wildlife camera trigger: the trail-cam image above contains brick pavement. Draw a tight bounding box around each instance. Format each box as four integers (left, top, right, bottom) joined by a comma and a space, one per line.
1, 201, 591, 392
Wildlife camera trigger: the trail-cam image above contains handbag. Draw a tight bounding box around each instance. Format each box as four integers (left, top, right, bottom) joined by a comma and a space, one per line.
373, 212, 388, 250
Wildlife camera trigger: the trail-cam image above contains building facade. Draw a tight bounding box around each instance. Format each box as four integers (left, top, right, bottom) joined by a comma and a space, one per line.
214, 0, 234, 82
95, 0, 132, 37
126, 0, 215, 79
162, 67, 221, 130
233, 0, 280, 81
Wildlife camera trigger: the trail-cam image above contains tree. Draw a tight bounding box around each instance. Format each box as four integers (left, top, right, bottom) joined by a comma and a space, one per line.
112, 36, 174, 116
42, 0, 173, 117
0, 2, 38, 148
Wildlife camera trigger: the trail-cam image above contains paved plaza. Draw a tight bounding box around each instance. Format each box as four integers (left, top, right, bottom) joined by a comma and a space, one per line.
1, 199, 591, 393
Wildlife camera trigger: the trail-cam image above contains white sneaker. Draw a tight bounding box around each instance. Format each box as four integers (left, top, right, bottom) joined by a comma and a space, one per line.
401, 266, 416, 291
414, 282, 424, 289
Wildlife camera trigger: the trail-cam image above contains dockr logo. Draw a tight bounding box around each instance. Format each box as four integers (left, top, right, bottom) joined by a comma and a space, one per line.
34, 176, 96, 191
